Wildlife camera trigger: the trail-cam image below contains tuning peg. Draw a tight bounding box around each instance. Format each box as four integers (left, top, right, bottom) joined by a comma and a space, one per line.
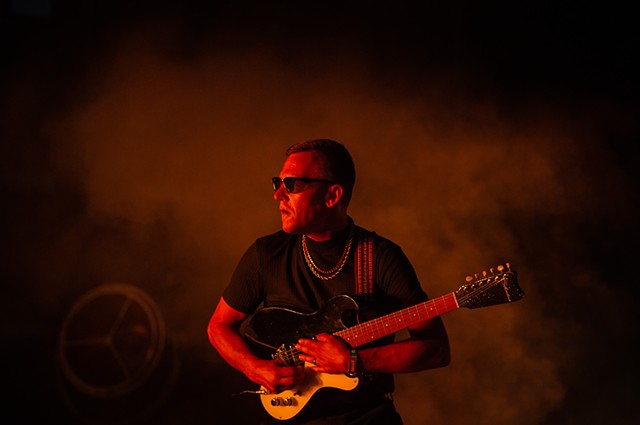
506, 262, 511, 270
465, 275, 473, 282
490, 267, 495, 275
474, 273, 479, 280
497, 265, 504, 272
482, 270, 487, 277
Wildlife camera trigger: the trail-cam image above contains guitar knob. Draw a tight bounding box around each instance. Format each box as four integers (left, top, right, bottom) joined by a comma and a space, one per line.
283, 397, 294, 406
270, 397, 281, 406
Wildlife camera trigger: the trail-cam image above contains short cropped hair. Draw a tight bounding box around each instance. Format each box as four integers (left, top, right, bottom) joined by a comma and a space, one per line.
286, 139, 356, 206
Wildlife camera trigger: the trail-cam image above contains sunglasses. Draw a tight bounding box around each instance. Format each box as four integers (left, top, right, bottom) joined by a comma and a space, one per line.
272, 177, 335, 193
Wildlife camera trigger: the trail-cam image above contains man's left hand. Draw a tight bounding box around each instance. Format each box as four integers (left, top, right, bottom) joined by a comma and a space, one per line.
295, 333, 350, 374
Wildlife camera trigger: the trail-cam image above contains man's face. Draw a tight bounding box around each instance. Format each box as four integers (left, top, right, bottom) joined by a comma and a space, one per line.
274, 151, 331, 235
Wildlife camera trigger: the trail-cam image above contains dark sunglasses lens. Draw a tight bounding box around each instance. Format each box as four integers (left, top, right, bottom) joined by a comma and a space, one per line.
272, 177, 282, 191
283, 178, 296, 192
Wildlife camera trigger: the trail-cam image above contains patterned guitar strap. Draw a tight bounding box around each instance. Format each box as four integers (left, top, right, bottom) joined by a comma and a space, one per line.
355, 229, 375, 295
352, 229, 375, 382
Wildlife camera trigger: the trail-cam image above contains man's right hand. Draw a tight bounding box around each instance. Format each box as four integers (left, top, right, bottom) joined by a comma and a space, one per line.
208, 298, 305, 393
248, 359, 305, 393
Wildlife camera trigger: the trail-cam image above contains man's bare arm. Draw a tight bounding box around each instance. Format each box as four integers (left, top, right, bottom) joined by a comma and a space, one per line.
207, 297, 304, 393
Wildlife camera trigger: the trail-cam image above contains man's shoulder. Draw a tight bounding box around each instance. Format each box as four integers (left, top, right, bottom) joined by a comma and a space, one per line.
354, 225, 412, 266
355, 225, 396, 248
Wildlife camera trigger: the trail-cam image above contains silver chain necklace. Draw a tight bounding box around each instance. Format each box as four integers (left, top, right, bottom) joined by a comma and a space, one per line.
301, 226, 354, 280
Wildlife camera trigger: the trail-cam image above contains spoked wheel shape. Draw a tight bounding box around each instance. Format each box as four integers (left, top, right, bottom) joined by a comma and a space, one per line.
57, 283, 178, 424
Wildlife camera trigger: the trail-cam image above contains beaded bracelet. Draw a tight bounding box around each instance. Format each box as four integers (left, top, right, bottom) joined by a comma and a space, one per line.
347, 349, 358, 377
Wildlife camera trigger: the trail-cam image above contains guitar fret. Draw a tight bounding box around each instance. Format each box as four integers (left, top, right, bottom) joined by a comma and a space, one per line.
351, 288, 492, 346
335, 293, 460, 347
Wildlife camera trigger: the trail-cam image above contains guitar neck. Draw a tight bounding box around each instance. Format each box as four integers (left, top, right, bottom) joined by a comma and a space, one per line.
335, 292, 459, 348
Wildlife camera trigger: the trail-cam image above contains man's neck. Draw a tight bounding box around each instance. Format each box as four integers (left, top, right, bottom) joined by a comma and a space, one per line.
305, 215, 350, 242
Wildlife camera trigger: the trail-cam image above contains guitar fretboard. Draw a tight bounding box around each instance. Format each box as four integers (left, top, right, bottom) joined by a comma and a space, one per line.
335, 293, 459, 348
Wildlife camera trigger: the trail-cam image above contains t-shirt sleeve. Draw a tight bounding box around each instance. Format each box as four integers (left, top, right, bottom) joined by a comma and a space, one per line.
375, 238, 429, 308
222, 241, 264, 314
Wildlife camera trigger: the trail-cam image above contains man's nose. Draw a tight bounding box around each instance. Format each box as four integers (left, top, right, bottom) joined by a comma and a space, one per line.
273, 185, 288, 201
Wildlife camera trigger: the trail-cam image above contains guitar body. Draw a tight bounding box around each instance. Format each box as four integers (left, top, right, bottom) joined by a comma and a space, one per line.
245, 294, 360, 352
260, 364, 359, 420
245, 295, 361, 420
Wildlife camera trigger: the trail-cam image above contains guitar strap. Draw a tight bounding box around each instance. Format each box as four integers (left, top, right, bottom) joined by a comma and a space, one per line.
355, 229, 375, 295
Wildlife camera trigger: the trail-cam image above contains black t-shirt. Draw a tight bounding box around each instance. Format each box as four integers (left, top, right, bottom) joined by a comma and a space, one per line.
224, 224, 428, 314
222, 222, 429, 423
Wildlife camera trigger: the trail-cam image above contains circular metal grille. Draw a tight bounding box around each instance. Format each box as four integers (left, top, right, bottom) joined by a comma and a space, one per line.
58, 283, 167, 398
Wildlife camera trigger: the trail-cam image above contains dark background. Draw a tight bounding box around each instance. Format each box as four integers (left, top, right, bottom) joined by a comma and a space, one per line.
2, 1, 639, 424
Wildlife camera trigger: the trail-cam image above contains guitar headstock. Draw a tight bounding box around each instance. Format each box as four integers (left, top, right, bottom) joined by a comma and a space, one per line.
455, 263, 524, 309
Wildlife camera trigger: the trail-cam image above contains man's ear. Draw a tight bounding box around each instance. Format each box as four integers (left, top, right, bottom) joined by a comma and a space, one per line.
325, 184, 344, 208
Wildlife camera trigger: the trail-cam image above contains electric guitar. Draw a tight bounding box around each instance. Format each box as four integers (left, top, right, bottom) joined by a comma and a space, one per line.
243, 263, 524, 420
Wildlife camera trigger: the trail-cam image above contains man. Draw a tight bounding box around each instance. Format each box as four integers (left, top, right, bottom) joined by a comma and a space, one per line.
208, 139, 450, 424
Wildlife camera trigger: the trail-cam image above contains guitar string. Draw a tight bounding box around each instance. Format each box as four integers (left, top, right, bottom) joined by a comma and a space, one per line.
338, 293, 458, 345
340, 297, 447, 340
285, 346, 300, 366
456, 276, 505, 305
273, 275, 509, 355
338, 276, 508, 346
277, 345, 301, 366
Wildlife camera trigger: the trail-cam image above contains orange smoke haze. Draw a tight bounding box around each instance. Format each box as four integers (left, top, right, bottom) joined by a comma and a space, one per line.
3, 12, 638, 425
